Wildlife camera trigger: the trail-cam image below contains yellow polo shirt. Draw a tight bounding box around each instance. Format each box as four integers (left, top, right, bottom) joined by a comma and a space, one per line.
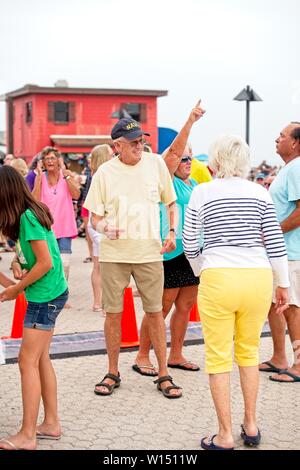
84, 153, 176, 263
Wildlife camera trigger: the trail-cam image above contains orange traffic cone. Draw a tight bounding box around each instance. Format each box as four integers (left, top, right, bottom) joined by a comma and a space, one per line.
10, 292, 27, 339
189, 303, 200, 322
121, 287, 139, 348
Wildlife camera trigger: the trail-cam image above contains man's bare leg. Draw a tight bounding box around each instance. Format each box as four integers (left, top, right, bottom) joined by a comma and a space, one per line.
134, 289, 178, 374
94, 313, 122, 394
259, 303, 288, 370
271, 305, 300, 381
146, 311, 181, 397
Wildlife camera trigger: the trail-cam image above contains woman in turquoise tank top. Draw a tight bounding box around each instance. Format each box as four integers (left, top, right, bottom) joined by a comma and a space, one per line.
133, 101, 206, 377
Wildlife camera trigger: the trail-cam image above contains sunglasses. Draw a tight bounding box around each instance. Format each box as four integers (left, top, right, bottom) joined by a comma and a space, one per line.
119, 138, 146, 148
181, 156, 192, 163
43, 156, 58, 162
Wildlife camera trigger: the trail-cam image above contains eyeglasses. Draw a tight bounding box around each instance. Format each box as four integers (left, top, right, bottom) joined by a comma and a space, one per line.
180, 156, 193, 163
118, 138, 146, 148
43, 156, 57, 162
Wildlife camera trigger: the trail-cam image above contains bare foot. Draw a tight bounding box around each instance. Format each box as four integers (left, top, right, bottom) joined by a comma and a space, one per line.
0, 432, 37, 450
94, 375, 120, 395
259, 358, 288, 372
201, 434, 235, 450
160, 379, 182, 397
92, 306, 106, 316
270, 367, 300, 382
168, 356, 200, 370
36, 423, 61, 439
135, 356, 158, 375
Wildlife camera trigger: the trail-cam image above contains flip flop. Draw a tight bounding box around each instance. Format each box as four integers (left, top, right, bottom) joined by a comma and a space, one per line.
36, 431, 62, 440
240, 425, 261, 447
92, 307, 106, 315
200, 435, 234, 451
258, 361, 282, 373
132, 364, 158, 377
168, 361, 200, 371
269, 370, 300, 383
0, 439, 22, 450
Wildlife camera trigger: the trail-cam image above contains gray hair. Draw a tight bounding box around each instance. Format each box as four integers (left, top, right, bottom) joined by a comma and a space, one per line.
208, 135, 250, 178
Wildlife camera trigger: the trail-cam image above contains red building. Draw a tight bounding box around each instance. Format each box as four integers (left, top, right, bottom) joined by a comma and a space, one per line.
1, 84, 168, 162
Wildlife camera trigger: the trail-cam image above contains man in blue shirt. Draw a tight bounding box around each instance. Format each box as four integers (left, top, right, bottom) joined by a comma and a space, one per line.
259, 122, 300, 382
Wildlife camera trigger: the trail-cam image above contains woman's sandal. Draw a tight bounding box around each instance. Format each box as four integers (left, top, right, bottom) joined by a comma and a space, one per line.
153, 375, 182, 399
94, 373, 121, 396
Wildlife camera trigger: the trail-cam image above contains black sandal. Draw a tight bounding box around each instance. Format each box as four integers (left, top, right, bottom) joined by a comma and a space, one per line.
94, 373, 121, 396
153, 375, 182, 399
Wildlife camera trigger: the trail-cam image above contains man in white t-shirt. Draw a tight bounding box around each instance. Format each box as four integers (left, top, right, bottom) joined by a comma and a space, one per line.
259, 122, 300, 383
84, 118, 183, 398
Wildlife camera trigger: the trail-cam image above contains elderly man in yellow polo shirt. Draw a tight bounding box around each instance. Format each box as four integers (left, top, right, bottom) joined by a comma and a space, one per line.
84, 118, 183, 399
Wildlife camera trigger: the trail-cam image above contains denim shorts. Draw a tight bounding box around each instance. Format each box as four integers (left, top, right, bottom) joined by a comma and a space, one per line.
56, 237, 72, 254
24, 289, 69, 331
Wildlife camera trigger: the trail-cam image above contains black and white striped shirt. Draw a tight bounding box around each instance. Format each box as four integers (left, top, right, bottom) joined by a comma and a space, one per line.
182, 177, 289, 287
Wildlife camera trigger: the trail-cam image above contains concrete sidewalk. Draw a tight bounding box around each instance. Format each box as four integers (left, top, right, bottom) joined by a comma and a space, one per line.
0, 338, 299, 450
0, 238, 299, 450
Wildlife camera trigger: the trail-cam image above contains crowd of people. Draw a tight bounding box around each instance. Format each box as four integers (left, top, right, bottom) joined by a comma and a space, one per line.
0, 105, 299, 451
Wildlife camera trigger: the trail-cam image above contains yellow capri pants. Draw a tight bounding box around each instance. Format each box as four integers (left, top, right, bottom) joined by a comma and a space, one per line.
199, 268, 273, 374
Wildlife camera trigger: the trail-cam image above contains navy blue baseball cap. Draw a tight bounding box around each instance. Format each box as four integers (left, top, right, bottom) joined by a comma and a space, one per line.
111, 118, 150, 141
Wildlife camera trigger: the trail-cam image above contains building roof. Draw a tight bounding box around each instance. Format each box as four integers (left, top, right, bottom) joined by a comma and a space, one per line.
0, 84, 168, 101
51, 134, 112, 147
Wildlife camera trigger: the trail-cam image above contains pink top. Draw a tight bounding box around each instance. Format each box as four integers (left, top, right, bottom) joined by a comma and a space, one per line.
41, 171, 77, 239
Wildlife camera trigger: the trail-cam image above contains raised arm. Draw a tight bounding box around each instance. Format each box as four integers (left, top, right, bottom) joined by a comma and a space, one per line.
59, 158, 81, 200
31, 160, 43, 200
163, 100, 206, 177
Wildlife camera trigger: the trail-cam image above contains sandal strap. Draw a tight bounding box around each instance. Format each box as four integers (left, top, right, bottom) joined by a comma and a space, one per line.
103, 373, 121, 384
136, 365, 155, 370
153, 375, 173, 385
162, 385, 181, 393
94, 382, 112, 391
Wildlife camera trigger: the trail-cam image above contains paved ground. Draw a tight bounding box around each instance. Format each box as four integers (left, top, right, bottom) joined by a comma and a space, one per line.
0, 238, 299, 451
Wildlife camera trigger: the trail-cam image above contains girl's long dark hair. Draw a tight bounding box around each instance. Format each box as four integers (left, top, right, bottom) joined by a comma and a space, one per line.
0, 165, 53, 241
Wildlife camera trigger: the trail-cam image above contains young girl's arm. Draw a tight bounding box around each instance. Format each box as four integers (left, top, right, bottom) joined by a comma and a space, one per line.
0, 240, 52, 301
0, 272, 15, 288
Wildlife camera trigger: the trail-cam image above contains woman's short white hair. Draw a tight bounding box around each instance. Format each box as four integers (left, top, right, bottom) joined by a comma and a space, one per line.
208, 135, 250, 178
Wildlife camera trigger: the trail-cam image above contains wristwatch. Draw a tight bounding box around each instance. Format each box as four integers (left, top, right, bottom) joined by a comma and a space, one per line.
169, 228, 176, 234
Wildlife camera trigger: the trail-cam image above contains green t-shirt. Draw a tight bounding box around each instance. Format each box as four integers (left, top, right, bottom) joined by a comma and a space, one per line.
16, 209, 67, 302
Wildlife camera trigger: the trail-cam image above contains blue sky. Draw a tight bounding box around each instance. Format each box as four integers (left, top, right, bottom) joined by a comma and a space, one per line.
1, 0, 299, 164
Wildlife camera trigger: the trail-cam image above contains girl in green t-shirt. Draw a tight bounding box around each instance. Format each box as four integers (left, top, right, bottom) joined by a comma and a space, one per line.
0, 166, 68, 451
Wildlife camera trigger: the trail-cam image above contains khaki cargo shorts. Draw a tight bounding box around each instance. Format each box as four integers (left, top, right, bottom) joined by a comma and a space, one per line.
100, 262, 164, 313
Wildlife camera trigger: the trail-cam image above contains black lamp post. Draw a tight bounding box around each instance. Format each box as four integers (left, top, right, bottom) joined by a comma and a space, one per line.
234, 85, 262, 145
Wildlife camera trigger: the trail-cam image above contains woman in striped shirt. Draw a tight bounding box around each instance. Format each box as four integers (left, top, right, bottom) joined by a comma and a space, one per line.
183, 135, 289, 450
